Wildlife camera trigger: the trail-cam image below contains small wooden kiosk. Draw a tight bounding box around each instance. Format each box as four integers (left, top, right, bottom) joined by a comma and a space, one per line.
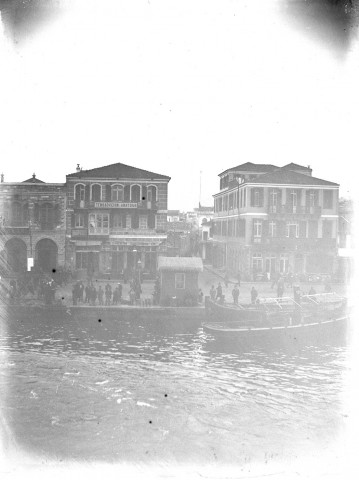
158, 256, 203, 306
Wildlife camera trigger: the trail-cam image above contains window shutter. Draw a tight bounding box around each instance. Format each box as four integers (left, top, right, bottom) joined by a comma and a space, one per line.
299, 221, 306, 238
250, 188, 255, 206
132, 213, 139, 229
105, 185, 111, 201
85, 184, 90, 201
262, 220, 268, 237
277, 189, 282, 207
71, 213, 75, 228
259, 188, 264, 207
84, 213, 88, 228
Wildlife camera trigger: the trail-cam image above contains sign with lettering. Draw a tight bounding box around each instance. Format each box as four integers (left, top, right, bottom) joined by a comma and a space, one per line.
94, 202, 137, 208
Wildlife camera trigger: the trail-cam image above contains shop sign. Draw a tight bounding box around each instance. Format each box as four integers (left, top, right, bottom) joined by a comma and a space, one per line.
94, 202, 137, 208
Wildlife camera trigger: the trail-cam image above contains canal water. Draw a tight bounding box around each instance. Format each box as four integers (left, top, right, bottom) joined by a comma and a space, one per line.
0, 311, 349, 466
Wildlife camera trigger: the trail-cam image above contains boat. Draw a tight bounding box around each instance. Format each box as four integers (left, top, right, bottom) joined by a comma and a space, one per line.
203, 293, 349, 341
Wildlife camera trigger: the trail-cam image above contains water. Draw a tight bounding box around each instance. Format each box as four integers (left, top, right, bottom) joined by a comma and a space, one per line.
0, 311, 348, 465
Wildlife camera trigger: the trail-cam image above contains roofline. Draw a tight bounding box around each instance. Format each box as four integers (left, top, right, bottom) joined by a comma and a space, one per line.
0, 182, 66, 187
65, 176, 171, 182
218, 168, 276, 177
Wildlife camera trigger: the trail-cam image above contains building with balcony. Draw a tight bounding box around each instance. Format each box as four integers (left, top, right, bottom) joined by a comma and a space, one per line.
65, 162, 170, 279
0, 174, 66, 275
212, 162, 339, 280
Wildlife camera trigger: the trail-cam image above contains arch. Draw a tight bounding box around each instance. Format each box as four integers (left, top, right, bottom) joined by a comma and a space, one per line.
131, 184, 141, 203
147, 185, 158, 203
91, 183, 102, 201
74, 183, 86, 201
111, 184, 124, 202
5, 238, 27, 273
35, 238, 58, 273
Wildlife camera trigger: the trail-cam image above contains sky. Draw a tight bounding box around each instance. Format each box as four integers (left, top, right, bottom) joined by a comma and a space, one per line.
0, 0, 358, 211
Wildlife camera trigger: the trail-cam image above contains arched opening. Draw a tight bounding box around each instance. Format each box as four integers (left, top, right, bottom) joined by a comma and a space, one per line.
147, 185, 157, 204
111, 184, 124, 201
35, 239, 58, 273
131, 185, 141, 203
5, 238, 27, 273
75, 184, 85, 206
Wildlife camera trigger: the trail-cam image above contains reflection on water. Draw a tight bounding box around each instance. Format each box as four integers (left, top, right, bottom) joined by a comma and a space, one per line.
0, 313, 348, 464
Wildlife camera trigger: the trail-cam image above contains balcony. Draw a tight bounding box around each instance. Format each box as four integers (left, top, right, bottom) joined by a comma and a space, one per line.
267, 205, 322, 216
71, 228, 88, 237
110, 228, 158, 236
251, 235, 336, 251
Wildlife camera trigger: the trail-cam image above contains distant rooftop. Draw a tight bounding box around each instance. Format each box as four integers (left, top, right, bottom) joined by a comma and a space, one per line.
219, 162, 277, 177
67, 162, 171, 180
167, 210, 180, 216
249, 167, 339, 186
158, 256, 203, 272
22, 174, 45, 184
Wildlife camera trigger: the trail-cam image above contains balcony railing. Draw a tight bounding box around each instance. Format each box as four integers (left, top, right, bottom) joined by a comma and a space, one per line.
268, 205, 322, 216
110, 228, 158, 236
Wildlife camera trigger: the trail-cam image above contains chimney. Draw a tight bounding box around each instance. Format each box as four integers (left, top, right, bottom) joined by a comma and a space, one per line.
76, 164, 81, 173
0, 173, 3, 183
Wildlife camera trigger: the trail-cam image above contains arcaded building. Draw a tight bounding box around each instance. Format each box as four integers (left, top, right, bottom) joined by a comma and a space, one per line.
212, 162, 339, 280
65, 162, 170, 279
0, 174, 66, 275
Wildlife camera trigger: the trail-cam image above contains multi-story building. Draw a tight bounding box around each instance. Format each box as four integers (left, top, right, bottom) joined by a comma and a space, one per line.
212, 162, 339, 280
0, 174, 66, 275
65, 162, 170, 279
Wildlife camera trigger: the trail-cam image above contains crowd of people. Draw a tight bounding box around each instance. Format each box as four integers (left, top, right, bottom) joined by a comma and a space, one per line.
208, 272, 333, 308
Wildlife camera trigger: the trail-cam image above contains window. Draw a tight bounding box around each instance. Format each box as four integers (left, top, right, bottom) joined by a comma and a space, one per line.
286, 222, 299, 238
253, 220, 262, 237
269, 190, 278, 212
75, 184, 85, 201
126, 214, 132, 229
269, 221, 277, 237
308, 220, 318, 238
40, 203, 55, 229
254, 191, 260, 207
175, 273, 185, 289
11, 202, 23, 226
237, 219, 245, 237
131, 185, 141, 203
91, 184, 101, 201
139, 215, 148, 229
111, 185, 124, 201
147, 185, 157, 203
290, 190, 297, 207
218, 197, 223, 211
280, 255, 289, 274
252, 253, 263, 272
309, 192, 315, 207
76, 252, 88, 269
113, 213, 125, 228
75, 213, 85, 228
228, 219, 233, 237
322, 220, 332, 239
88, 213, 109, 235
224, 195, 228, 211
323, 190, 333, 209
229, 193, 234, 210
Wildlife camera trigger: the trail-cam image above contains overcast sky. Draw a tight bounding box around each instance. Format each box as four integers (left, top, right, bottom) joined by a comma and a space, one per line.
0, 0, 358, 210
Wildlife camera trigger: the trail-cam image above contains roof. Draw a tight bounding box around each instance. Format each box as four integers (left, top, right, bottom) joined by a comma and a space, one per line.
158, 256, 203, 272
167, 210, 180, 216
22, 174, 45, 183
67, 162, 171, 180
283, 163, 312, 171
219, 162, 277, 176
248, 168, 339, 186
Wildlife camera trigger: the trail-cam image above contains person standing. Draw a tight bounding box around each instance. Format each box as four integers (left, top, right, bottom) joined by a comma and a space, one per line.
277, 276, 284, 299
209, 285, 216, 301
232, 284, 240, 305
98, 286, 104, 306
198, 289, 204, 304
117, 283, 123, 303
251, 286, 258, 305
78, 281, 84, 303
216, 283, 223, 301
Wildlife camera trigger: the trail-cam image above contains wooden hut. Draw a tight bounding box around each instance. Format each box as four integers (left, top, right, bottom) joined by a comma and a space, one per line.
157, 256, 203, 306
